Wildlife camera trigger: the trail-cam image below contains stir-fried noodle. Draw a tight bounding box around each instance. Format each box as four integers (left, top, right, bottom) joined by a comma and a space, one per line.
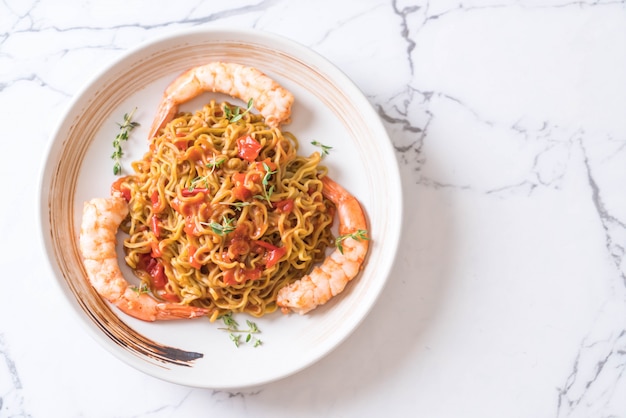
114, 100, 335, 321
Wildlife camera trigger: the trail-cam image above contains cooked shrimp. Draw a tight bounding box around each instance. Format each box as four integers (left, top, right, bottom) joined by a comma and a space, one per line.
149, 62, 294, 138
79, 195, 209, 321
277, 176, 369, 314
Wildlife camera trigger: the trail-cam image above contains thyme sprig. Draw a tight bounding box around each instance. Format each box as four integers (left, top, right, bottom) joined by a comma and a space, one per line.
188, 156, 226, 192
219, 313, 262, 347
311, 140, 333, 157
254, 162, 277, 205
224, 98, 254, 123
202, 216, 236, 236
335, 229, 370, 254
188, 175, 210, 192
111, 108, 140, 175
206, 156, 226, 170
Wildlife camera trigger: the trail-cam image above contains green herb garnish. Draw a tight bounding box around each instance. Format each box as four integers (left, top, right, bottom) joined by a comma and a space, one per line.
206, 156, 226, 170
187, 156, 226, 192
224, 98, 254, 123
203, 216, 235, 236
219, 313, 262, 347
188, 175, 209, 191
311, 140, 333, 157
111, 108, 140, 175
130, 283, 150, 294
335, 229, 369, 254
254, 162, 277, 205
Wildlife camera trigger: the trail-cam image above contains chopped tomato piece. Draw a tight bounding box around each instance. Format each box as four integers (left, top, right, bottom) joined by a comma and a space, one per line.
145, 257, 167, 289
150, 240, 162, 258
223, 267, 263, 286
236, 134, 262, 162
174, 132, 189, 150
244, 267, 263, 281
225, 224, 251, 259
158, 291, 181, 303
188, 245, 202, 269
274, 198, 294, 214
150, 215, 161, 238
174, 139, 188, 150
223, 269, 236, 286
181, 188, 209, 197
111, 177, 131, 202
151, 190, 159, 210
266, 247, 286, 268
232, 172, 252, 201
254, 240, 287, 268
149, 263, 167, 289
184, 146, 204, 162
171, 194, 204, 217
184, 216, 197, 236
255, 158, 277, 172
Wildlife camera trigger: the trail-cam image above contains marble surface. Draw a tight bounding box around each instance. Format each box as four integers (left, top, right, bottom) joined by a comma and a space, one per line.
2, 0, 625, 416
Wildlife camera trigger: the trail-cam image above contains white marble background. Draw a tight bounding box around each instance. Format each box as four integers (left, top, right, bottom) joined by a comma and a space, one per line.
2, 0, 626, 417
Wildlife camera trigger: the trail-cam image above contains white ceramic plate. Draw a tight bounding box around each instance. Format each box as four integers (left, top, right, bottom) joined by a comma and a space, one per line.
39, 28, 402, 389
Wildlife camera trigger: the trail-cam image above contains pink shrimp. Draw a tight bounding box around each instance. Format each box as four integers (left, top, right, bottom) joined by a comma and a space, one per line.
79, 195, 209, 321
277, 176, 369, 314
148, 61, 294, 138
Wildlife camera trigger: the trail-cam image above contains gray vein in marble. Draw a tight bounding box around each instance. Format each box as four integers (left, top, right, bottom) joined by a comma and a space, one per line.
309, 4, 385, 49
0, 336, 21, 392
557, 329, 626, 417
211, 389, 262, 400
0, 333, 30, 417
580, 138, 626, 283
553, 135, 626, 416
391, 0, 420, 74
375, 90, 431, 178
124, 389, 196, 418
378, 82, 580, 197
1, 0, 278, 43
420, 0, 625, 20
0, 73, 70, 98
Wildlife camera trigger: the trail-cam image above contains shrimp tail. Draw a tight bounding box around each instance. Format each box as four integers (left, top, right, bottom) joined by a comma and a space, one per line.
149, 98, 179, 140
111, 289, 210, 321
153, 303, 210, 320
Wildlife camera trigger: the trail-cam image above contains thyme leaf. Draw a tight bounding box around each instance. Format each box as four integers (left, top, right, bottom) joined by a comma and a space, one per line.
224, 98, 254, 123
254, 162, 277, 204
254, 185, 275, 205
335, 229, 370, 254
261, 162, 277, 185
111, 108, 140, 175
206, 156, 226, 170
222, 312, 239, 328
187, 156, 226, 192
202, 216, 236, 236
311, 140, 333, 157
130, 283, 149, 294
188, 175, 209, 191
230, 333, 241, 347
